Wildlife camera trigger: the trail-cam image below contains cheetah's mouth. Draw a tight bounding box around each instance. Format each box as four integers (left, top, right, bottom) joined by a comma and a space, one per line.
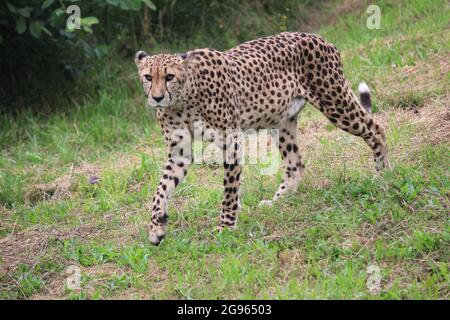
148, 101, 170, 109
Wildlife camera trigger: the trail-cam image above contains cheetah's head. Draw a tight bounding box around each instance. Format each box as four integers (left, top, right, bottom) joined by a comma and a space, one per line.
134, 51, 186, 108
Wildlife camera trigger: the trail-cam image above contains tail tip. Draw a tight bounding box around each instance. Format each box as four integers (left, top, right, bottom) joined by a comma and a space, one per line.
358, 82, 370, 94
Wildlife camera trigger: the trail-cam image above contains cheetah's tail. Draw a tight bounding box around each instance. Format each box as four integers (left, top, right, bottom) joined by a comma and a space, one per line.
358, 82, 372, 113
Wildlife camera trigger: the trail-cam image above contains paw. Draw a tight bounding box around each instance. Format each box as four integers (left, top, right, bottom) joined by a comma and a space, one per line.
259, 199, 273, 207
149, 224, 167, 246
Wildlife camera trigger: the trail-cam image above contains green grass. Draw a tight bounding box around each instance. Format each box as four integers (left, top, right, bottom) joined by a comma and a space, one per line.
0, 0, 449, 299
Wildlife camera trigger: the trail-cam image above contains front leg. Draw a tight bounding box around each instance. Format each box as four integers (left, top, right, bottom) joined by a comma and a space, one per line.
218, 132, 243, 231
218, 162, 242, 231
149, 129, 192, 245
149, 158, 190, 244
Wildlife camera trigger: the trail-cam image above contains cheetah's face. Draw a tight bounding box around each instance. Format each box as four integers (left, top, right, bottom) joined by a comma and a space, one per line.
135, 51, 185, 108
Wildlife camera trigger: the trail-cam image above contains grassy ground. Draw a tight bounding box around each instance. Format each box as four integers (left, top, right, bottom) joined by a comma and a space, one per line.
0, 0, 449, 299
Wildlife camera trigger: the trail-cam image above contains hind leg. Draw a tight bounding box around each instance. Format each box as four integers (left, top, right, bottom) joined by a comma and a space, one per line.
306, 88, 390, 171
260, 116, 305, 206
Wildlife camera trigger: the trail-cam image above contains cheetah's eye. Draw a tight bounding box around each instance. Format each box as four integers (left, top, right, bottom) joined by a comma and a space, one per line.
165, 74, 175, 82
144, 74, 152, 82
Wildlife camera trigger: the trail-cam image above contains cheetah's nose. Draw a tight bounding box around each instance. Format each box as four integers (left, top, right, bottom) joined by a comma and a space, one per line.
153, 96, 164, 103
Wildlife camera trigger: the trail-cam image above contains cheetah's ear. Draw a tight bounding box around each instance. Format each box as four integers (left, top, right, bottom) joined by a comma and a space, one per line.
134, 50, 149, 66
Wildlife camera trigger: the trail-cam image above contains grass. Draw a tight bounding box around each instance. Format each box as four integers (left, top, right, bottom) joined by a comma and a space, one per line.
0, 0, 449, 299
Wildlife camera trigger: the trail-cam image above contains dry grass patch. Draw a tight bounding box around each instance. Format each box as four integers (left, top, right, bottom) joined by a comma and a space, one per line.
0, 224, 103, 274
375, 53, 450, 108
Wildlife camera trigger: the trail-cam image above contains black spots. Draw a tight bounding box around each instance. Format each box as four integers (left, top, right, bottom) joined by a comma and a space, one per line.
225, 213, 236, 220
292, 144, 299, 153
279, 136, 285, 143
337, 108, 345, 114
157, 214, 168, 224
352, 123, 360, 130
306, 73, 314, 81
286, 143, 293, 152
342, 120, 350, 126
331, 113, 341, 119
309, 42, 314, 50
173, 177, 179, 186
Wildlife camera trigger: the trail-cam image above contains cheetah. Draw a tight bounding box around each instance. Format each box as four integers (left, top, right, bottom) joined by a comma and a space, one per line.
134, 32, 390, 245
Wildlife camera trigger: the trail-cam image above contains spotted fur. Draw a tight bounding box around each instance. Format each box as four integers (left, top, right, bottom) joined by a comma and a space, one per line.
135, 32, 390, 245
